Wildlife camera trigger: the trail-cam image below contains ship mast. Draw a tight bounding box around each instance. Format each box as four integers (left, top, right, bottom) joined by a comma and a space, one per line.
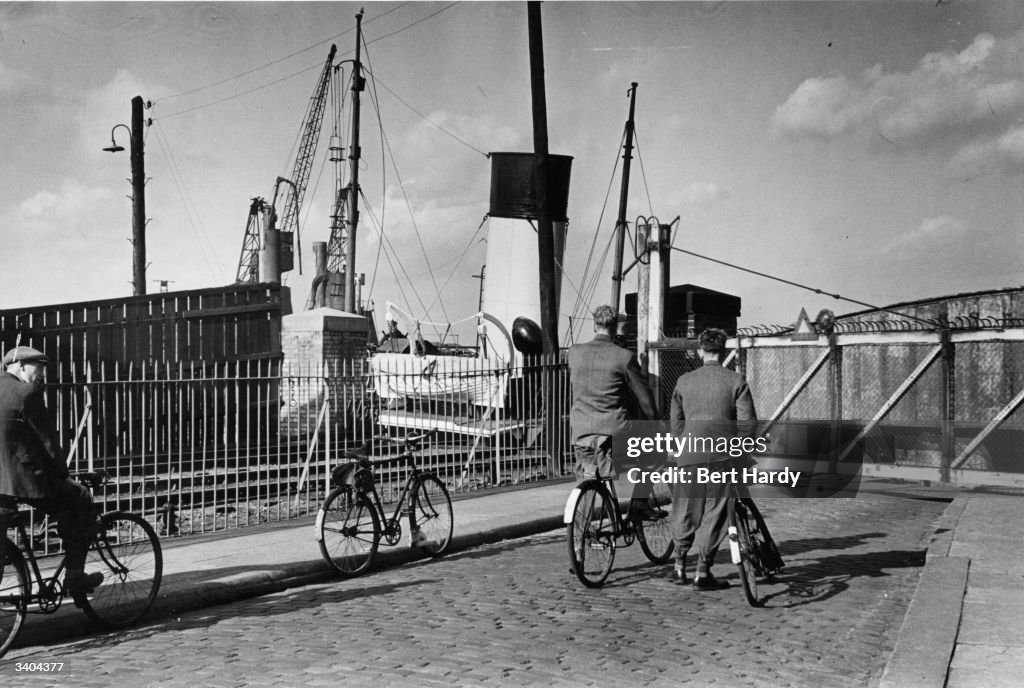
610, 82, 638, 316
345, 9, 365, 313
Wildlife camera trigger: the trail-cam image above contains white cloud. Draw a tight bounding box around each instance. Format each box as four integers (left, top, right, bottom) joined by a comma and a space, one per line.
772, 74, 870, 138
76, 70, 155, 158
0, 179, 124, 307
887, 215, 968, 251
773, 30, 1024, 162
948, 124, 1024, 177
15, 179, 114, 229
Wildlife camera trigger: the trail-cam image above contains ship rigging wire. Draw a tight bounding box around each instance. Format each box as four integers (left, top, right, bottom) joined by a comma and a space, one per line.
148, 122, 222, 280
152, 2, 452, 120
365, 70, 490, 159
154, 3, 410, 103
567, 125, 631, 344
669, 246, 938, 327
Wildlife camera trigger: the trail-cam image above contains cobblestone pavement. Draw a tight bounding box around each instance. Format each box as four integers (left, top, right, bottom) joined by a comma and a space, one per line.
1, 494, 946, 687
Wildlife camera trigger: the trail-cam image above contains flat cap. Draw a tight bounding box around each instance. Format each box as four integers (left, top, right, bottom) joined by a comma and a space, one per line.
2, 346, 49, 366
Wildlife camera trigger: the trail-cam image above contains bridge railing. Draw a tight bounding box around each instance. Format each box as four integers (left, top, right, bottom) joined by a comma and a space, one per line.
653, 323, 1024, 489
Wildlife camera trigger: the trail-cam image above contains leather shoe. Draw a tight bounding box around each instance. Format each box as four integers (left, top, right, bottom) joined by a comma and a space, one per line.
692, 573, 730, 591
668, 566, 688, 585
66, 570, 104, 596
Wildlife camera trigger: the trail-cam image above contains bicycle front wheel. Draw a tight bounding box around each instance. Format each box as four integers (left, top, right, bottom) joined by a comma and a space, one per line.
637, 482, 675, 564
80, 512, 163, 628
317, 487, 381, 576
409, 474, 453, 557
0, 540, 28, 659
732, 502, 760, 607
566, 482, 617, 588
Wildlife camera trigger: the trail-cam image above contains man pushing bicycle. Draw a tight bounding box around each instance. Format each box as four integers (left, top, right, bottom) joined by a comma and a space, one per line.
668, 328, 758, 591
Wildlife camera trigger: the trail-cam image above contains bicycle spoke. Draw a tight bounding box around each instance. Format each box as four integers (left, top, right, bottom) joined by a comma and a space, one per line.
79, 513, 162, 629
410, 475, 453, 556
567, 482, 616, 588
0, 543, 29, 658
318, 488, 380, 576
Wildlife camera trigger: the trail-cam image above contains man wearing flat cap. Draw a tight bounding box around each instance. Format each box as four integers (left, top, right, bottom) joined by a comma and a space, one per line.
0, 346, 103, 597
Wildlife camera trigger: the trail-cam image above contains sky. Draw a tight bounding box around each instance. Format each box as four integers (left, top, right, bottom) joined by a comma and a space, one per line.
2, 1, 1024, 346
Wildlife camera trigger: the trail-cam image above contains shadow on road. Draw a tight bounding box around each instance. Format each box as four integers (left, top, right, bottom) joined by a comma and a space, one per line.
586, 531, 927, 610
759, 547, 926, 608
7, 574, 438, 660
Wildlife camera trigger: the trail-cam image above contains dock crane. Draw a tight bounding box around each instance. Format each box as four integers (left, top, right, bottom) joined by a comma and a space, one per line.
235, 44, 338, 283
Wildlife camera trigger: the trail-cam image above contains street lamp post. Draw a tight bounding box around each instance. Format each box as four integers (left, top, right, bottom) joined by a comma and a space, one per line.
104, 95, 147, 296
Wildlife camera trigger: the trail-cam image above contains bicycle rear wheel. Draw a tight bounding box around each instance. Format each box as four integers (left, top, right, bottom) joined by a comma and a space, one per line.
80, 512, 163, 628
409, 474, 453, 557
743, 499, 783, 582
0, 540, 28, 659
317, 487, 381, 576
731, 501, 760, 607
636, 482, 675, 564
566, 482, 617, 588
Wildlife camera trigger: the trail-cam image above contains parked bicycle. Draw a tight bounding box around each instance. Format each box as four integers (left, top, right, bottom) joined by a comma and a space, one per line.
316, 428, 453, 576
564, 470, 674, 588
0, 471, 163, 658
727, 492, 784, 607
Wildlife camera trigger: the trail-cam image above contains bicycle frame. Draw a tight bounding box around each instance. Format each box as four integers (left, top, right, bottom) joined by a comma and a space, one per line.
5, 518, 71, 613
360, 451, 425, 542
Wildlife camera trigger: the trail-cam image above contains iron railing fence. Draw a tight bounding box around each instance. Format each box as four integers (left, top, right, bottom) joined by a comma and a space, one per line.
21, 353, 574, 552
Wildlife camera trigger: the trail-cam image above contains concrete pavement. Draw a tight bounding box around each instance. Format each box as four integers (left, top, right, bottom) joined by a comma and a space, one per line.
7, 478, 1023, 687
881, 490, 1024, 688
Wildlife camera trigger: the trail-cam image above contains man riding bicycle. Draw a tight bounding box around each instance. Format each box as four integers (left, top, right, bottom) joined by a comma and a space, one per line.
0, 346, 102, 598
568, 305, 661, 520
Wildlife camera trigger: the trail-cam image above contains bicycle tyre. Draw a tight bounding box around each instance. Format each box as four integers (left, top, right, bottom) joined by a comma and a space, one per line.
743, 498, 782, 582
566, 482, 617, 588
317, 487, 381, 576
636, 482, 675, 564
732, 502, 760, 607
0, 540, 28, 659
409, 474, 453, 557
80, 512, 163, 628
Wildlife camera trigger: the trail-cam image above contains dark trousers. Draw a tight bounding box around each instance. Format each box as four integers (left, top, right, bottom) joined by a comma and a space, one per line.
573, 439, 648, 502
0, 479, 96, 572
670, 475, 730, 575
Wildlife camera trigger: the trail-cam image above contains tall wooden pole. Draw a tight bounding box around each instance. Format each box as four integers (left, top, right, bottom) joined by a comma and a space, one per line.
130, 95, 147, 296
610, 83, 638, 315
345, 10, 364, 313
528, 1, 558, 354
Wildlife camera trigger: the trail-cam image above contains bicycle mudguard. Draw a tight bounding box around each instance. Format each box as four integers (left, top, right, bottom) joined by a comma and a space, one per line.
563, 488, 582, 524
314, 508, 326, 542
728, 525, 742, 564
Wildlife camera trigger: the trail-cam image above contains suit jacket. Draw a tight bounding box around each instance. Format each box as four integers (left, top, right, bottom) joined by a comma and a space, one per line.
568, 333, 657, 445
0, 372, 68, 499
670, 360, 757, 466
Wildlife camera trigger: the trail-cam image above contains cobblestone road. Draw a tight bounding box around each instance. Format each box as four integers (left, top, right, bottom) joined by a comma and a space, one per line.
1, 494, 946, 687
